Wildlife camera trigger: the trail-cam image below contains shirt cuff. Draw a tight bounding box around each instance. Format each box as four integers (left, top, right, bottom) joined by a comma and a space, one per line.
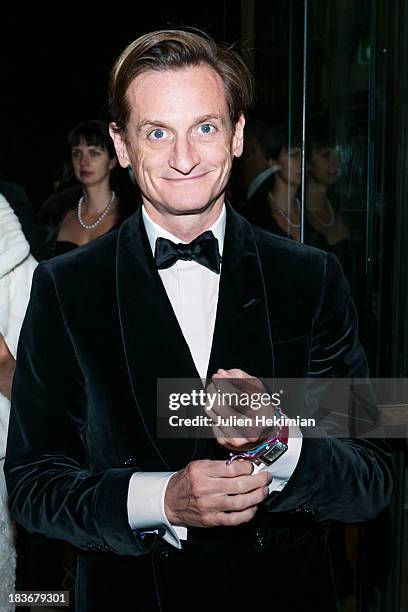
127, 471, 183, 549
253, 426, 303, 492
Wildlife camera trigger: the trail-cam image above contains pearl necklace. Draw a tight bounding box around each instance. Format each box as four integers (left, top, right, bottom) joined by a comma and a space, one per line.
77, 191, 116, 230
268, 193, 300, 228
307, 199, 336, 229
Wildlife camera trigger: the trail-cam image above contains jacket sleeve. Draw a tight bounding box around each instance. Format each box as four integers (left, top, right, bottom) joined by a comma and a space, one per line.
4, 262, 152, 556
266, 252, 394, 521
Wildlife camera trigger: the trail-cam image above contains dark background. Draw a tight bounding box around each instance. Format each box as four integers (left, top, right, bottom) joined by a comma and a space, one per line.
2, 4, 407, 610
0, 3, 241, 207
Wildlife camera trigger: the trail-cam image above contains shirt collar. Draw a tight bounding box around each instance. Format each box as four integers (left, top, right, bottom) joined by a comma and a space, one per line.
142, 204, 226, 256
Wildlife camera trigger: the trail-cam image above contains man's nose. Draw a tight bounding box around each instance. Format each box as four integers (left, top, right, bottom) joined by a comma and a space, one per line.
168, 136, 200, 174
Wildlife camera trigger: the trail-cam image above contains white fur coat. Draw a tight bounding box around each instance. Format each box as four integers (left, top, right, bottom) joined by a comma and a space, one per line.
0, 193, 37, 610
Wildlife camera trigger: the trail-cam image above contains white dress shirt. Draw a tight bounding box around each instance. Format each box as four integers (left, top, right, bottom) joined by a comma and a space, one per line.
127, 204, 302, 548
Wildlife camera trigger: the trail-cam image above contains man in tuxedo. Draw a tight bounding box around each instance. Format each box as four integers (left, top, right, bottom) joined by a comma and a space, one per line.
5, 29, 392, 611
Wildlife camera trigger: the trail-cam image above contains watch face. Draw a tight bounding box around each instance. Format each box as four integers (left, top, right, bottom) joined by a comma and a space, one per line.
256, 440, 288, 465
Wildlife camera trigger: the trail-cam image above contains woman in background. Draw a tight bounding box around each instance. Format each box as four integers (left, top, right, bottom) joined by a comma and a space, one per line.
305, 136, 351, 259
37, 120, 138, 257
240, 118, 303, 240
304, 130, 352, 282
239, 116, 352, 281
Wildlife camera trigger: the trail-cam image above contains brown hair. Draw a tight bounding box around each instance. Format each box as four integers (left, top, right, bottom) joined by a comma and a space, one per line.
109, 29, 253, 134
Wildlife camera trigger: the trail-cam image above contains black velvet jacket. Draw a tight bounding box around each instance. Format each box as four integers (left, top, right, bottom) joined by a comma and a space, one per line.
5, 204, 392, 609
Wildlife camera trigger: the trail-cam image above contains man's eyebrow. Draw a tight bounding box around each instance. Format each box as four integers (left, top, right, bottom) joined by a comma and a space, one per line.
191, 114, 224, 124
136, 120, 169, 131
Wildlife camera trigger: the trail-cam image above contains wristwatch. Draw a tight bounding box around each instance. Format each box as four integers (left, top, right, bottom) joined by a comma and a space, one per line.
226, 426, 289, 466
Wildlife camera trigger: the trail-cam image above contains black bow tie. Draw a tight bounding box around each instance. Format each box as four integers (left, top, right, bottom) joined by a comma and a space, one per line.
154, 230, 221, 274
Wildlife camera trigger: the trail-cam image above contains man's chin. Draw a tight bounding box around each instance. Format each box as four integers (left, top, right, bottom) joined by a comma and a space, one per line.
146, 194, 224, 216
171, 203, 216, 216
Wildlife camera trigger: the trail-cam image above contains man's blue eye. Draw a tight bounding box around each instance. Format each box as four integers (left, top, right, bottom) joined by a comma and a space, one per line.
200, 124, 212, 134
152, 129, 165, 139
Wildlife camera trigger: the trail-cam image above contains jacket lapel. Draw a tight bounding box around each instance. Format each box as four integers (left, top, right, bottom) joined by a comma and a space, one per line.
203, 205, 276, 461
116, 209, 200, 470
207, 204, 275, 380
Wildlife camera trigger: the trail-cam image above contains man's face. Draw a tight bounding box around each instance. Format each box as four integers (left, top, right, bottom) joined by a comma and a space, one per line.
111, 64, 244, 219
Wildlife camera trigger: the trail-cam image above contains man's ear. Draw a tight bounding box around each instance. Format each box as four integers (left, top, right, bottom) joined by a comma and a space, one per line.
232, 114, 245, 159
109, 123, 130, 169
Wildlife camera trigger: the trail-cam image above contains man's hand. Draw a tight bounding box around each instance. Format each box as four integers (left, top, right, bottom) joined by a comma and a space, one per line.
164, 459, 271, 527
208, 368, 278, 451
0, 334, 16, 400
